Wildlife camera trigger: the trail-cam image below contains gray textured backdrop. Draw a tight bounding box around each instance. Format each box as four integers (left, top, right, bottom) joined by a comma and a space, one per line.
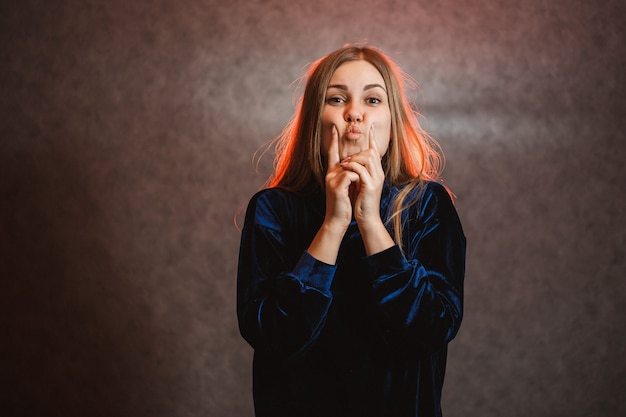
1, 0, 625, 416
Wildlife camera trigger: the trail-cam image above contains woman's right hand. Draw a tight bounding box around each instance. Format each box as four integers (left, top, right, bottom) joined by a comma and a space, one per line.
307, 126, 358, 265
324, 125, 359, 232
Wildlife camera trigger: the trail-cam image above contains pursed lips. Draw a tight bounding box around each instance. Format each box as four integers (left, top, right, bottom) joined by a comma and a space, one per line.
344, 125, 362, 140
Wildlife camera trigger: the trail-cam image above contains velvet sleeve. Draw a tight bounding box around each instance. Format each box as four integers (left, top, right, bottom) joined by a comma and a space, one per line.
365, 182, 466, 351
237, 190, 335, 359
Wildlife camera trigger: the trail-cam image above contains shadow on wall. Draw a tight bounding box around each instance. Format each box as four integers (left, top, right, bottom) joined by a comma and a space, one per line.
1, 137, 159, 416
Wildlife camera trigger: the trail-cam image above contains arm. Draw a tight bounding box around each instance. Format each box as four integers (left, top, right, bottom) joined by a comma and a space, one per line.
237, 191, 336, 359
365, 182, 466, 351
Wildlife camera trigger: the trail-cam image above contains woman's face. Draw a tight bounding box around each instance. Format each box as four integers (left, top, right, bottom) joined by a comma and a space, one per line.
321, 60, 392, 161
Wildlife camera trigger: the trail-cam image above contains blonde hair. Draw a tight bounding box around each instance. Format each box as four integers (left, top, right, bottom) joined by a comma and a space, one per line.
263, 44, 446, 249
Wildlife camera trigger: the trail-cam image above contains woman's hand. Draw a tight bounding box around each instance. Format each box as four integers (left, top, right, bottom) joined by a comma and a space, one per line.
307, 125, 359, 265
339, 124, 385, 227
339, 124, 394, 255
324, 125, 360, 231
309, 124, 393, 263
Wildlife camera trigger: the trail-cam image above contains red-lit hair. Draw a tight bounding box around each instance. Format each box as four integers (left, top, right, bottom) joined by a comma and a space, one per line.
262, 44, 446, 249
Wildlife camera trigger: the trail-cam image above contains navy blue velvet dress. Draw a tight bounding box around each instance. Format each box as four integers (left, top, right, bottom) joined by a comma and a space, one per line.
237, 180, 466, 417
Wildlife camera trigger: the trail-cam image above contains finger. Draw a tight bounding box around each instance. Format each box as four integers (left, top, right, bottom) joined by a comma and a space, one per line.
341, 148, 378, 169
327, 125, 340, 167
342, 170, 360, 184
328, 170, 360, 201
340, 159, 370, 180
342, 148, 384, 182
368, 123, 380, 157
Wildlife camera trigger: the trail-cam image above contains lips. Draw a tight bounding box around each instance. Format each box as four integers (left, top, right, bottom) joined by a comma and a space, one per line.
344, 125, 362, 140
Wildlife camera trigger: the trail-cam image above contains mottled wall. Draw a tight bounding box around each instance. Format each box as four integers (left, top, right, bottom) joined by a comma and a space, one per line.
1, 0, 624, 416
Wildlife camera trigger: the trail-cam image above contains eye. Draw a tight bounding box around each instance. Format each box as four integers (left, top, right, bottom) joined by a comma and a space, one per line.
326, 96, 345, 105
366, 97, 382, 105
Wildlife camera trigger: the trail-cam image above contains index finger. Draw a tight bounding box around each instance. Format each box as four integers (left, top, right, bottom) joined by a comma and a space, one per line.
368, 123, 379, 156
327, 125, 340, 167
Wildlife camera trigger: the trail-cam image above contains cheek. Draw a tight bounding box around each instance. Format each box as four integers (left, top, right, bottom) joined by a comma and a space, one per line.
376, 120, 392, 156
377, 138, 390, 156
320, 109, 334, 128
321, 132, 331, 158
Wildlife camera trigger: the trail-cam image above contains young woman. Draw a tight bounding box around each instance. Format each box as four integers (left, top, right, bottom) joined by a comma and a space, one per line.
237, 44, 466, 417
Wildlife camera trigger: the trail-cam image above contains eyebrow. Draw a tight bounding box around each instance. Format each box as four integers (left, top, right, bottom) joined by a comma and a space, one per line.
327, 83, 387, 92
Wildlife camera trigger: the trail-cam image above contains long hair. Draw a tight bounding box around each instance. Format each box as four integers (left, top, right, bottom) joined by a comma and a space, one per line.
263, 44, 446, 249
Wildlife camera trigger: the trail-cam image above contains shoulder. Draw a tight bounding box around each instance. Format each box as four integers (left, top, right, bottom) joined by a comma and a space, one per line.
399, 181, 465, 248
420, 181, 454, 206
248, 187, 294, 209
403, 180, 460, 224
245, 188, 293, 223
244, 187, 323, 228
397, 180, 453, 209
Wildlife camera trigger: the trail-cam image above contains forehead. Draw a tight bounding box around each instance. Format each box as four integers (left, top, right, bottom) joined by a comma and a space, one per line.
329, 60, 385, 87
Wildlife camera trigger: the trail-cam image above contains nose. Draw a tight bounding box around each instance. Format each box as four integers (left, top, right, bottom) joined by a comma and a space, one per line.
345, 103, 363, 123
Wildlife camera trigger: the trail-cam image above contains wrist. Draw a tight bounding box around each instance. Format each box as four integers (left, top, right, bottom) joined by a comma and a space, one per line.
320, 218, 349, 237
357, 219, 395, 256
308, 221, 346, 265
355, 216, 385, 234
